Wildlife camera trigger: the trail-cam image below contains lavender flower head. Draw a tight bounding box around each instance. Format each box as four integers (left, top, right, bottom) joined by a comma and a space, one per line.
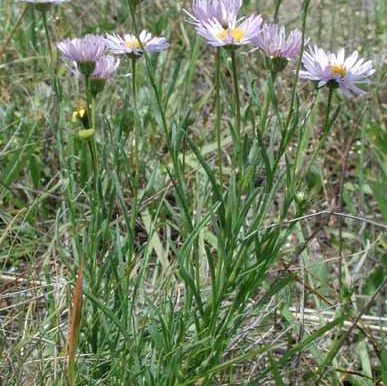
57, 34, 106, 74
68, 55, 120, 95
252, 23, 302, 60
105, 30, 169, 58
91, 55, 120, 79
185, 0, 262, 48
70, 55, 120, 79
299, 46, 375, 97
187, 0, 242, 27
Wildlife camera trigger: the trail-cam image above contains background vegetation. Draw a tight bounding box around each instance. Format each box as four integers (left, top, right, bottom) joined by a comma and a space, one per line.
0, 0, 386, 385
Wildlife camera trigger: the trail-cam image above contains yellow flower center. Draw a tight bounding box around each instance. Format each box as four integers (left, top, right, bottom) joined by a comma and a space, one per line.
330, 64, 346, 77
216, 28, 228, 40
125, 38, 141, 50
230, 27, 245, 42
215, 27, 245, 42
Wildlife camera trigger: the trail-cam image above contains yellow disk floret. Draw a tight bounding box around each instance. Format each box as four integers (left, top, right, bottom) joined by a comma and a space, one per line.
330, 63, 346, 77
230, 28, 245, 42
125, 38, 142, 50
216, 28, 228, 40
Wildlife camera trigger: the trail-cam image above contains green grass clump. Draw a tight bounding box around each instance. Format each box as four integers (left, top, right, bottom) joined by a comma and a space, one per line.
0, 1, 386, 385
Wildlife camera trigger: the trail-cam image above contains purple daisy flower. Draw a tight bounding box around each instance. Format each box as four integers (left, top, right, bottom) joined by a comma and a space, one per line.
105, 30, 169, 57
91, 55, 120, 79
299, 45, 375, 97
186, 0, 242, 27
68, 55, 120, 95
252, 23, 302, 60
57, 34, 106, 63
69, 55, 120, 79
185, 0, 262, 48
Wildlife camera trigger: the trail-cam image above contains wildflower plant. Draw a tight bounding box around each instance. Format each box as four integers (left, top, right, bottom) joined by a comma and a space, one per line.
185, 0, 263, 162
3, 1, 384, 386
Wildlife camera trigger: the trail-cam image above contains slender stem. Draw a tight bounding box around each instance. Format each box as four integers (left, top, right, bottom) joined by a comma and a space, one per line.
0, 6, 27, 58
29, 5, 38, 71
84, 74, 99, 203
273, 0, 283, 23
302, 87, 335, 180
41, 10, 53, 65
131, 58, 139, 173
215, 48, 223, 186
132, 58, 137, 109
284, 0, 311, 132
41, 9, 63, 102
230, 49, 241, 142
131, 56, 139, 240
85, 74, 92, 123
258, 73, 272, 136
337, 123, 357, 295
90, 94, 98, 197
127, 55, 141, 328
88, 140, 98, 189
323, 87, 334, 133
91, 96, 96, 133
128, 1, 138, 33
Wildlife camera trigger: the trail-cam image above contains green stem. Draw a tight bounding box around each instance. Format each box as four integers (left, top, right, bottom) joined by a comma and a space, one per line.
258, 73, 273, 136
85, 74, 92, 124
128, 1, 138, 33
131, 58, 139, 175
41, 10, 53, 65
302, 87, 335, 181
30, 6, 38, 71
230, 49, 241, 142
88, 140, 98, 189
132, 58, 137, 109
132, 58, 140, 184
131, 56, 139, 250
215, 48, 223, 187
274, 0, 283, 22
41, 9, 62, 101
84, 74, 99, 203
284, 0, 311, 132
323, 87, 334, 132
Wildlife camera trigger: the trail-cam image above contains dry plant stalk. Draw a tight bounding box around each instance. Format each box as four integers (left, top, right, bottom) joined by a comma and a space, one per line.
66, 257, 83, 386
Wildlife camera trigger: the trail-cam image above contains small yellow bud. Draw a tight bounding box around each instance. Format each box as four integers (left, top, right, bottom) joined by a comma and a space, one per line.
72, 111, 79, 123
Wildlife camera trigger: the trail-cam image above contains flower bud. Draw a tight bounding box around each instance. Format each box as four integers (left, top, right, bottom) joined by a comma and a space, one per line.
264, 56, 289, 76
72, 102, 89, 129
90, 79, 106, 96
78, 128, 95, 140
78, 61, 96, 76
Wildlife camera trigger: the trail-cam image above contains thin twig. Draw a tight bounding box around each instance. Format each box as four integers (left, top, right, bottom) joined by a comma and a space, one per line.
0, 6, 27, 58
245, 210, 387, 240
315, 277, 387, 384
